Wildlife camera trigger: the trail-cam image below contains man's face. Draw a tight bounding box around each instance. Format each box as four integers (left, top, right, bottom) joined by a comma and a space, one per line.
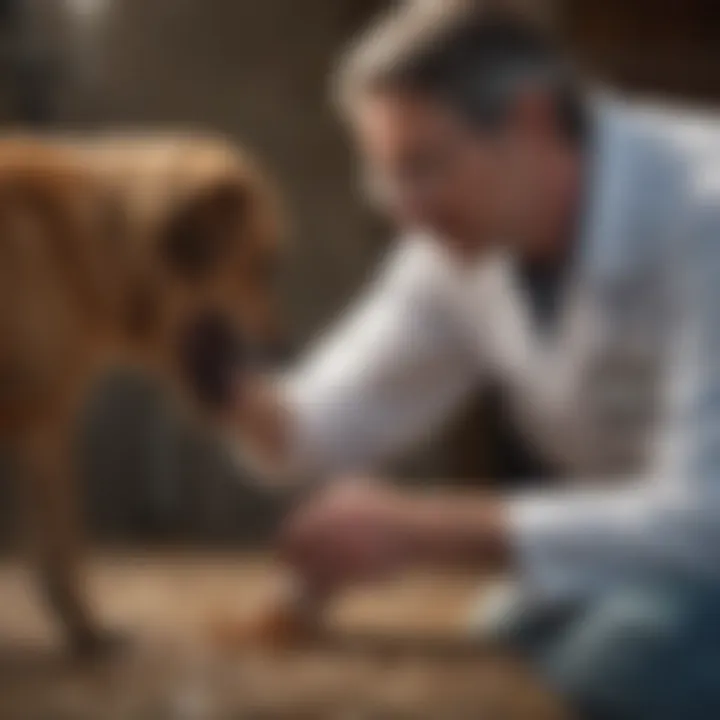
352, 90, 504, 258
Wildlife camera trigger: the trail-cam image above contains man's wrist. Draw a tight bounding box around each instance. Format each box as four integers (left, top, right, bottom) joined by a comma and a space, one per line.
392, 492, 513, 573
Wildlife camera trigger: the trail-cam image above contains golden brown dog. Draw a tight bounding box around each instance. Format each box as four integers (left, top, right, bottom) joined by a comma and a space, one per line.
0, 135, 281, 655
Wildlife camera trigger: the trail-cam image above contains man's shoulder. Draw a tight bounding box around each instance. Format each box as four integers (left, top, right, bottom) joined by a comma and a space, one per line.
600, 94, 720, 145
621, 102, 720, 246
584, 96, 720, 281
599, 95, 720, 189
605, 100, 720, 299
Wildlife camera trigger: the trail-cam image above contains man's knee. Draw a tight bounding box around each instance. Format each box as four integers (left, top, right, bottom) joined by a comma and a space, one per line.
543, 583, 720, 720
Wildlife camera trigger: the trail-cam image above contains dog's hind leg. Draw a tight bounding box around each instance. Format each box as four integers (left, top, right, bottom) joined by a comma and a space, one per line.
18, 408, 122, 657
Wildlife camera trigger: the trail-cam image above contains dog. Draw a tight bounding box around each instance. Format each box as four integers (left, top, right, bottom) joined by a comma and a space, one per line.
0, 134, 282, 655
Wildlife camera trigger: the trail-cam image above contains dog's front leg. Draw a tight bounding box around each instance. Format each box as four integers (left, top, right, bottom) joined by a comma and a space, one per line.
19, 411, 121, 657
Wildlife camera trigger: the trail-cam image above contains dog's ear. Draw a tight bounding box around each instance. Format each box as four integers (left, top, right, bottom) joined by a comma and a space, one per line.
160, 181, 248, 281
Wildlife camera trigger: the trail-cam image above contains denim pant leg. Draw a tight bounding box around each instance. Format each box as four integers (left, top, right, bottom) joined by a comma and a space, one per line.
540, 580, 720, 720
472, 583, 586, 663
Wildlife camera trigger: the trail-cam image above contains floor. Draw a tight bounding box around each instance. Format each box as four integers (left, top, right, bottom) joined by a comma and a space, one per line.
0, 553, 566, 719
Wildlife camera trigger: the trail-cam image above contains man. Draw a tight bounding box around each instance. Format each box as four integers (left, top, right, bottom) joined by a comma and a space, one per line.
232, 2, 720, 718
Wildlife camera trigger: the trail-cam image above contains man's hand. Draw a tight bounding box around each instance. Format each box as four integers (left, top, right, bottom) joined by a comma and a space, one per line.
280, 479, 512, 596
280, 479, 416, 595
230, 375, 290, 453
220, 374, 298, 484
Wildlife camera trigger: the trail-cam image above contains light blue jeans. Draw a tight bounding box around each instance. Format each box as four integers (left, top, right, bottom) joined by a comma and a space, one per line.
486, 579, 720, 720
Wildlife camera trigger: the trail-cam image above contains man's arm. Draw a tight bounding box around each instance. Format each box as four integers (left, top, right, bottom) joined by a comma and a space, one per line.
230, 237, 484, 481
280, 481, 509, 593
283, 200, 720, 599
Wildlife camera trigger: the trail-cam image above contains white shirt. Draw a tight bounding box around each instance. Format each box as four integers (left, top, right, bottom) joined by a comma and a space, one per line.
283, 96, 720, 603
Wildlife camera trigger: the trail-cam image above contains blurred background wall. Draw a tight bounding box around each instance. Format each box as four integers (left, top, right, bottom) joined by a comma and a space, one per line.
0, 0, 718, 545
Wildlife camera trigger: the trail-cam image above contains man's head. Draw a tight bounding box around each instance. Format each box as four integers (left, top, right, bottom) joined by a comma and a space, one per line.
338, 0, 587, 260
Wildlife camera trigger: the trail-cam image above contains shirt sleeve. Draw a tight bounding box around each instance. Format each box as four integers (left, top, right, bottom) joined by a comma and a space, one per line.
508, 196, 720, 602
281, 237, 485, 476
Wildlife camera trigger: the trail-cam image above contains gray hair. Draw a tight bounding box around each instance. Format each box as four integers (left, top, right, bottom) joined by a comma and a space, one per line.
336, 0, 587, 143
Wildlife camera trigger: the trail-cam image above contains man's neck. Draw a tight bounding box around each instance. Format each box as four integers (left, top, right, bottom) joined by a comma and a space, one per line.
514, 143, 587, 334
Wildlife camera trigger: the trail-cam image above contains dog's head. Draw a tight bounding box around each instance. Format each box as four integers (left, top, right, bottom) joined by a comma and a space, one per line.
82, 135, 284, 412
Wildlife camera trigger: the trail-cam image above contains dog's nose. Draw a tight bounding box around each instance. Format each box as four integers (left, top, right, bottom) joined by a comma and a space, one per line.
178, 312, 245, 409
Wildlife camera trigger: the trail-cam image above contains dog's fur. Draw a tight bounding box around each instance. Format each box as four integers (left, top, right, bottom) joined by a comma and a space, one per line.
0, 135, 281, 654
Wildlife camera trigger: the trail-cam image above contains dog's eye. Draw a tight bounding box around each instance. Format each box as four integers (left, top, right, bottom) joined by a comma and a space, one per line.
163, 213, 223, 280
162, 184, 247, 281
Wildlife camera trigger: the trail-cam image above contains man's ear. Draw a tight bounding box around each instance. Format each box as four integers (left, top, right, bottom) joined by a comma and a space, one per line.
160, 181, 248, 281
